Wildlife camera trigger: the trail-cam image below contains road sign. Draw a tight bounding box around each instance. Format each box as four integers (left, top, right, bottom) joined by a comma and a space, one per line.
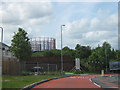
109, 61, 120, 70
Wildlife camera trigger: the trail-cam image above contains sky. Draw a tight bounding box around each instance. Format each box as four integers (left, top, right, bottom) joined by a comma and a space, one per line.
0, 0, 119, 49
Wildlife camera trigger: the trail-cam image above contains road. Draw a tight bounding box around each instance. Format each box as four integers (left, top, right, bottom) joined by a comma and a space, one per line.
92, 74, 119, 89
31, 74, 104, 89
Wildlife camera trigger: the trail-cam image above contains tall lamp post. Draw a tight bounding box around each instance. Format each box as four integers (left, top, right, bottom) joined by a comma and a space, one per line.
0, 27, 3, 61
105, 42, 107, 73
0, 27, 3, 65
0, 27, 3, 44
0, 27, 3, 90
61, 25, 65, 74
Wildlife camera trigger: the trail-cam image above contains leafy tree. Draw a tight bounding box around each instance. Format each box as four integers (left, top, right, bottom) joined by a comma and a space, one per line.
75, 44, 81, 58
32, 49, 61, 57
62, 46, 75, 59
10, 28, 32, 61
116, 50, 120, 59
75, 44, 91, 59
88, 47, 105, 72
87, 41, 114, 72
109, 49, 116, 61
51, 49, 61, 56
43, 50, 54, 56
102, 42, 111, 58
32, 51, 44, 57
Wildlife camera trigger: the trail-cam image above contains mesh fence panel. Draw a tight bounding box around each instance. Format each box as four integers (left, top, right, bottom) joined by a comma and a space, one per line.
25, 62, 58, 73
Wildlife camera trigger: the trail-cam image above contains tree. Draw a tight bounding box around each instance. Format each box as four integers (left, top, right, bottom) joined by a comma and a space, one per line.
10, 28, 32, 61
62, 46, 75, 59
87, 41, 114, 72
115, 50, 120, 60
88, 47, 105, 72
43, 50, 54, 56
75, 44, 91, 59
75, 44, 81, 58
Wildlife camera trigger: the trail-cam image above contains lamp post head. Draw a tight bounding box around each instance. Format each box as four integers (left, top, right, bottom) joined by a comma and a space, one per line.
61, 25, 65, 26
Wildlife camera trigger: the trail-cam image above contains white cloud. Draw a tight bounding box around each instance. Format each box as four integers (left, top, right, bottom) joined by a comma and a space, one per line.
0, 2, 118, 50
0, 2, 53, 45
20, 2, 52, 19
1, 0, 119, 2
62, 9, 118, 49
28, 16, 53, 25
0, 2, 52, 25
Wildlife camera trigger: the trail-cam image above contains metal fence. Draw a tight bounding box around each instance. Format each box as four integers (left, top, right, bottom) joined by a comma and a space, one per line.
2, 56, 74, 75
2, 59, 58, 75
22, 62, 58, 73
2, 58, 21, 75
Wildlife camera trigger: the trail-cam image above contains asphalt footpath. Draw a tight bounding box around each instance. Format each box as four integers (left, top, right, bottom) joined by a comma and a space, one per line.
91, 74, 120, 90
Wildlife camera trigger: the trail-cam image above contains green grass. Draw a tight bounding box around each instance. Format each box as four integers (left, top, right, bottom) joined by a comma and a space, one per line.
2, 75, 69, 89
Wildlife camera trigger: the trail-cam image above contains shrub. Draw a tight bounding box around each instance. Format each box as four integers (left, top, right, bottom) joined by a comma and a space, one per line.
21, 71, 31, 76
74, 70, 84, 74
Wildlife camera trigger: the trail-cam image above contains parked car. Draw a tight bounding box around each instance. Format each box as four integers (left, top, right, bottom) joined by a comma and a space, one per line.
32, 66, 44, 72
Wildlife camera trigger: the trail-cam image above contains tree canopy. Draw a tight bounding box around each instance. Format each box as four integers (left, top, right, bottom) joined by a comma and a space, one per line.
31, 41, 119, 72
10, 28, 32, 61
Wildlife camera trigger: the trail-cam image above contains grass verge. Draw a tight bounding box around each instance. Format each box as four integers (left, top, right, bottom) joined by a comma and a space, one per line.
2, 75, 70, 89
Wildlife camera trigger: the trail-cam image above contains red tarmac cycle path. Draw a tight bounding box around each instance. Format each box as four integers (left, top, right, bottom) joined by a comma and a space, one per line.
31, 74, 104, 89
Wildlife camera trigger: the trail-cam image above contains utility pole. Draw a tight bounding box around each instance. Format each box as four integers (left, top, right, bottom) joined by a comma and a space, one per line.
105, 42, 108, 73
61, 25, 65, 74
0, 27, 3, 90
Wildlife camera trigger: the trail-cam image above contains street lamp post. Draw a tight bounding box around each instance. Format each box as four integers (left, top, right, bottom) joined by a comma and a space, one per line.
0, 27, 3, 60
0, 27, 3, 65
0, 27, 3, 90
0, 27, 3, 44
61, 25, 65, 74
0, 27, 3, 62
105, 42, 107, 73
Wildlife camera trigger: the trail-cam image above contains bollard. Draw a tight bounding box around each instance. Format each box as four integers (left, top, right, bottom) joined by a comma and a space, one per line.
101, 70, 104, 76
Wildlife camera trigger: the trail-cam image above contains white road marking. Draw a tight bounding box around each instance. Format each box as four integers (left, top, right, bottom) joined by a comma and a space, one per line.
69, 77, 89, 79
89, 78, 101, 88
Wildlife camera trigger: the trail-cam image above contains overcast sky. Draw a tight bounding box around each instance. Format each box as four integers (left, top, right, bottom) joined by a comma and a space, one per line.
0, 0, 119, 49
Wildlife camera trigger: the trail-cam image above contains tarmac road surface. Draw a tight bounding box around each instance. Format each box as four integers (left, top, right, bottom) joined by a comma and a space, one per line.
92, 74, 119, 89
31, 74, 104, 89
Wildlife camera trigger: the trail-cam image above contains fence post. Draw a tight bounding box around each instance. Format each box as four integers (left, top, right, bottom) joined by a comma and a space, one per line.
48, 64, 49, 74
37, 62, 39, 74
56, 64, 58, 74
24, 61, 26, 71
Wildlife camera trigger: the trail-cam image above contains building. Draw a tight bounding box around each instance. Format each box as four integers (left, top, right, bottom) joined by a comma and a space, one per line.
0, 42, 14, 59
30, 37, 56, 51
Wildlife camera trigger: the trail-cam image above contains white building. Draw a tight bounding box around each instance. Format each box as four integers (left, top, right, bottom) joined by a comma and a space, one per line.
0, 42, 14, 59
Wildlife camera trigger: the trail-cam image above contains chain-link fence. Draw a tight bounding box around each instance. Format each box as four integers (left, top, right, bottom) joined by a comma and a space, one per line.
22, 62, 58, 75
2, 60, 59, 75
2, 56, 74, 75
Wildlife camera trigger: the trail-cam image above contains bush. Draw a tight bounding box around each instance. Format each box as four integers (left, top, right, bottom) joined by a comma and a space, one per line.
21, 71, 31, 76
74, 70, 84, 74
